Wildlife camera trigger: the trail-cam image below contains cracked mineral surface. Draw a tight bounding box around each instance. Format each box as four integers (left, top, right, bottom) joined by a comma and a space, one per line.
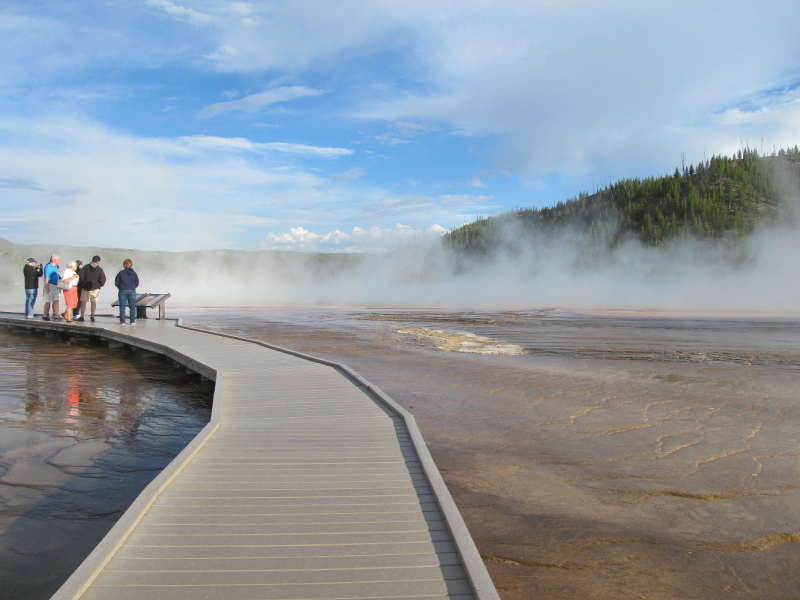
184, 307, 800, 600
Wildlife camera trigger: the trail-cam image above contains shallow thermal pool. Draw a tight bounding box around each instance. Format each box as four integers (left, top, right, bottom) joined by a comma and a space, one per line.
183, 307, 800, 600
0, 327, 212, 600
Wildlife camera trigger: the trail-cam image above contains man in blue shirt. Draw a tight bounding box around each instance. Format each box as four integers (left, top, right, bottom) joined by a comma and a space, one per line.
42, 255, 62, 321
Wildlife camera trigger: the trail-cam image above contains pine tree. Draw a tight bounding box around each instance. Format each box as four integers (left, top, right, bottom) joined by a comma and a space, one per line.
444, 147, 800, 251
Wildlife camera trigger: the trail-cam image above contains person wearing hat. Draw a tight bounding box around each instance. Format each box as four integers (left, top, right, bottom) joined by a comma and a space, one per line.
23, 258, 43, 318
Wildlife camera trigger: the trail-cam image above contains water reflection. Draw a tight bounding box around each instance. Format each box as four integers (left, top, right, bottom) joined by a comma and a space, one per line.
0, 328, 212, 600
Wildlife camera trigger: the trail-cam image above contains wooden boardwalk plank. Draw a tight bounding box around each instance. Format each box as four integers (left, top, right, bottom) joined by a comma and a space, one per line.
82, 581, 474, 600
91, 566, 469, 585
105, 552, 465, 571
113, 540, 460, 560
0, 314, 497, 600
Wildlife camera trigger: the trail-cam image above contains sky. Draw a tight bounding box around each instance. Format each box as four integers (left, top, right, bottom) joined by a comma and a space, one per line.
0, 0, 799, 253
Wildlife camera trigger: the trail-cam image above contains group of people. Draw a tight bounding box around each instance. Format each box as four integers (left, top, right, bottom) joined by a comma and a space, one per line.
23, 255, 141, 325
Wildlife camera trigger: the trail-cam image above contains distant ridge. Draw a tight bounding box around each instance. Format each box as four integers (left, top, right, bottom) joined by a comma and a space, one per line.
446, 146, 800, 252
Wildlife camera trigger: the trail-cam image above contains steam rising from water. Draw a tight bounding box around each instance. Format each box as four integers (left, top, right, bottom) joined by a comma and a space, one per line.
2, 166, 799, 313
114, 222, 800, 313
137, 164, 800, 311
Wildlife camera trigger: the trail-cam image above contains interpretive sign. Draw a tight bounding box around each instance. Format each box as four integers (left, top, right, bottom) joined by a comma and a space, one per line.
111, 293, 171, 320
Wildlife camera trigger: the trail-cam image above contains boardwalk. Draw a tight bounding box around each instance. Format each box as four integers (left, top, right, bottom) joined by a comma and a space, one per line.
0, 314, 498, 600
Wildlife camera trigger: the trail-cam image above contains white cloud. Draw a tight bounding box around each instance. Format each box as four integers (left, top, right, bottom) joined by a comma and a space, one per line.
145, 0, 213, 25
262, 1, 796, 172
263, 223, 444, 253
711, 87, 800, 140
0, 117, 467, 251
197, 86, 325, 119
180, 136, 352, 157
203, 43, 242, 61
465, 178, 483, 188
331, 166, 364, 182
0, 118, 334, 249
261, 142, 353, 158
363, 193, 494, 219
180, 135, 263, 150
369, 121, 440, 145
5, 1, 799, 179
714, 108, 770, 126
5, 1, 799, 184
118, 0, 794, 174
438, 194, 492, 204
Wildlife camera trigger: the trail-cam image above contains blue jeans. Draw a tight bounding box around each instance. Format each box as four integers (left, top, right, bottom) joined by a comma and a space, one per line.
118, 290, 137, 323
25, 288, 38, 317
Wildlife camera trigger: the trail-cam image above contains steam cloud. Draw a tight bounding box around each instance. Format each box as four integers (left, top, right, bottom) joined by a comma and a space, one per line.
1, 166, 798, 314
42, 228, 800, 313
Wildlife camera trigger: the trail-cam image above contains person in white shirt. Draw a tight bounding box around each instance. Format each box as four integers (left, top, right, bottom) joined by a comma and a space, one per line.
60, 262, 80, 322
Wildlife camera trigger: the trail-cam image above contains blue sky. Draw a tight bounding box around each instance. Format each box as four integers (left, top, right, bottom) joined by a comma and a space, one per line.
1, 0, 799, 252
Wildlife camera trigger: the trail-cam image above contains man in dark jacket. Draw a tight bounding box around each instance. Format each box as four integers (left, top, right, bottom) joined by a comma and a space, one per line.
76, 255, 106, 323
23, 258, 43, 318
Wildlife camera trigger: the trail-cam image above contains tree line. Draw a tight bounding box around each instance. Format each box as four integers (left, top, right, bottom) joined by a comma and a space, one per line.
444, 145, 800, 252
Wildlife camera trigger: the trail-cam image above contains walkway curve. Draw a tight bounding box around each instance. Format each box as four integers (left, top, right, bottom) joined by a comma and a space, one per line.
0, 314, 499, 600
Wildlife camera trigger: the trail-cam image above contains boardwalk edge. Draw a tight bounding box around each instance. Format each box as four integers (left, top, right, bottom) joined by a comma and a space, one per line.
0, 316, 224, 600
48, 368, 225, 600
177, 323, 501, 600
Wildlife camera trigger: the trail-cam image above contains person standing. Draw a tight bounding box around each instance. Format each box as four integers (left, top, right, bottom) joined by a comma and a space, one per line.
42, 255, 62, 321
60, 261, 80, 322
76, 255, 106, 323
115, 259, 139, 325
72, 260, 83, 319
23, 258, 43, 318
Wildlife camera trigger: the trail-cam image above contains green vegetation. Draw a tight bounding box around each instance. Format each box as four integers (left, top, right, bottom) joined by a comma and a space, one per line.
445, 146, 800, 252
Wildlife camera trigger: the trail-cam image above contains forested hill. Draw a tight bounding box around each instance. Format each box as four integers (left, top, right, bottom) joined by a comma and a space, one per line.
445, 146, 800, 252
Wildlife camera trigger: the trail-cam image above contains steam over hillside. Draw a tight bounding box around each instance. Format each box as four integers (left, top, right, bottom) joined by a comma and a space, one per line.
446, 147, 800, 253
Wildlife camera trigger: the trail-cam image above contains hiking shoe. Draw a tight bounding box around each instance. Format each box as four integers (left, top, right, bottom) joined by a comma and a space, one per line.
42, 316, 50, 321
90, 316, 95, 322
75, 317, 85, 322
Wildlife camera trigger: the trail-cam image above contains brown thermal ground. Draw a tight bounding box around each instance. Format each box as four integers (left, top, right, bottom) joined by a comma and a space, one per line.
184, 308, 800, 599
